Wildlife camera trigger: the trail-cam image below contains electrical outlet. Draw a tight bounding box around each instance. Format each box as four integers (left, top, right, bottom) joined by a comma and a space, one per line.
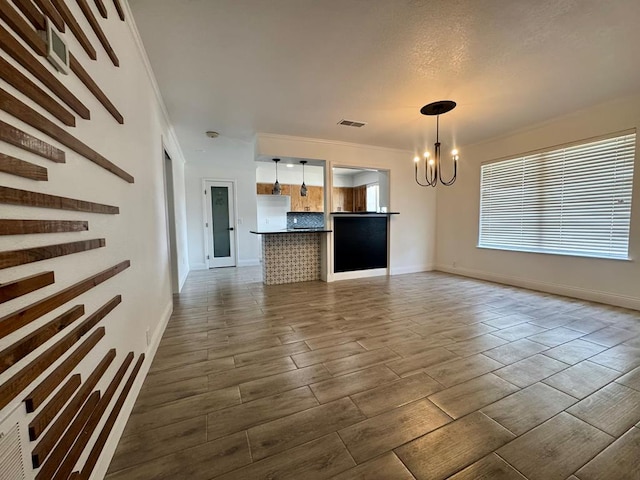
293, 217, 297, 224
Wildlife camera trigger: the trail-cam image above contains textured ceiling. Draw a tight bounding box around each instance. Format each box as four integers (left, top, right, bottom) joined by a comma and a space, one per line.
129, 0, 640, 161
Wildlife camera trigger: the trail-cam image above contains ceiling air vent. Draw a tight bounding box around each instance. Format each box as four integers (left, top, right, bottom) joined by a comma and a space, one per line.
338, 119, 367, 128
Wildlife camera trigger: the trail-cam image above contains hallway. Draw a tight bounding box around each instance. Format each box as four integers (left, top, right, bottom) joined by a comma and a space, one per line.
107, 268, 640, 479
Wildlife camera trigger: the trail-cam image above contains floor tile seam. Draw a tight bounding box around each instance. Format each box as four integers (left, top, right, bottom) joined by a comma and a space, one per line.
579, 334, 638, 349
565, 381, 640, 427
561, 410, 618, 443
493, 451, 531, 480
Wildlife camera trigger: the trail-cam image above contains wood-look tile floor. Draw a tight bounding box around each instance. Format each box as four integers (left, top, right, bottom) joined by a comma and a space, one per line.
107, 268, 640, 480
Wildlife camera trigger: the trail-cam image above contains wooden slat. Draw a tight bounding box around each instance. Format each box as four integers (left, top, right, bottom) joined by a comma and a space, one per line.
31, 349, 115, 458
0, 120, 65, 163
0, 152, 48, 180
0, 261, 129, 339
0, 304, 84, 374
0, 219, 87, 235
32, 0, 64, 31
70, 473, 80, 480
0, 187, 119, 214
0, 270, 54, 303
0, 89, 134, 182
34, 390, 100, 474
78, 353, 144, 480
0, 326, 104, 410
10, 0, 45, 29
28, 374, 80, 442
69, 54, 123, 124
111, 0, 123, 21
49, 351, 134, 480
0, 56, 76, 127
0, 26, 91, 119
50, 0, 95, 59
93, 0, 106, 18
75, 0, 118, 66
0, 238, 105, 269
0, 0, 46, 54
24, 326, 105, 412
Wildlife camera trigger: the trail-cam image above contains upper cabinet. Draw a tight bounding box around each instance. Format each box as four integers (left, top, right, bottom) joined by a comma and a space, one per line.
256, 183, 324, 212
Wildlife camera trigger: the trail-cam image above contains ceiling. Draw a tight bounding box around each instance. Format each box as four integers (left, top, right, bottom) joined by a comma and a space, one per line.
128, 0, 640, 162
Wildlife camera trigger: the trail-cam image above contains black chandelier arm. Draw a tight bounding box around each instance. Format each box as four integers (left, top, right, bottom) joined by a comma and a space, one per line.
415, 163, 437, 187
438, 160, 457, 186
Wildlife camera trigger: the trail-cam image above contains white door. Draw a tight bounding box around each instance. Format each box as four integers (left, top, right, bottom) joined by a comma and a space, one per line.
204, 180, 236, 268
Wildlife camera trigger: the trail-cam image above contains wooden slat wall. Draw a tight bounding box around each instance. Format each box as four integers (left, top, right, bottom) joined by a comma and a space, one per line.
78, 353, 144, 480
0, 25, 90, 119
0, 219, 88, 235
0, 56, 76, 127
0, 261, 128, 339
0, 271, 54, 303
50, 0, 96, 59
0, 120, 66, 163
0, 152, 48, 180
23, 326, 105, 412
75, 0, 118, 66
0, 89, 134, 182
10, 0, 46, 29
0, 238, 105, 269
48, 351, 134, 480
0, 304, 84, 374
28, 373, 80, 442
0, 186, 119, 213
30, 348, 115, 445
0, 1, 144, 477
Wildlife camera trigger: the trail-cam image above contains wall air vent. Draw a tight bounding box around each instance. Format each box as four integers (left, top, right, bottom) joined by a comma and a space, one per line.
338, 119, 367, 128
0, 422, 26, 480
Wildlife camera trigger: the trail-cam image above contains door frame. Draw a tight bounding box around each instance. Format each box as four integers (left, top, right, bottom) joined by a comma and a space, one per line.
202, 178, 238, 268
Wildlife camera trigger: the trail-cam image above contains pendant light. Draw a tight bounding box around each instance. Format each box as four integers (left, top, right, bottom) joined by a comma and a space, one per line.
414, 100, 459, 187
300, 160, 308, 197
271, 158, 281, 195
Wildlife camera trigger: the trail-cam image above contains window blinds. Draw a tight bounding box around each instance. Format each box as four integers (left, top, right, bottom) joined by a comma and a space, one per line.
479, 132, 636, 259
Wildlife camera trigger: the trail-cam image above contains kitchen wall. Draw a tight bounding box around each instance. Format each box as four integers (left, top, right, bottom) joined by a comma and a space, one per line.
256, 163, 324, 186
436, 93, 640, 310
257, 134, 436, 276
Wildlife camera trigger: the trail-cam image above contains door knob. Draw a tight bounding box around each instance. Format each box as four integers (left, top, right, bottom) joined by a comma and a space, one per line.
228, 227, 234, 231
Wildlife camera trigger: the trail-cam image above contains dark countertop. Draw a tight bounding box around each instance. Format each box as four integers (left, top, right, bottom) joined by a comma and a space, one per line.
250, 228, 332, 234
330, 212, 400, 215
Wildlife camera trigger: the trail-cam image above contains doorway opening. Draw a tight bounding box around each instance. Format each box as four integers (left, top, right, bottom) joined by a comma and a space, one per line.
204, 180, 237, 268
163, 150, 179, 293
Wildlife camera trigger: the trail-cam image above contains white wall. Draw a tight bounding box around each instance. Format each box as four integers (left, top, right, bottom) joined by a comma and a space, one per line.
256, 134, 437, 276
436, 94, 640, 310
0, 2, 189, 478
256, 163, 324, 186
185, 141, 260, 269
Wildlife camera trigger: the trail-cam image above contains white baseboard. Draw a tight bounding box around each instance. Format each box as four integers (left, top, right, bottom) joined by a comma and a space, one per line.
436, 264, 640, 311
189, 262, 208, 270
330, 268, 388, 282
390, 264, 434, 275
238, 259, 261, 267
90, 299, 173, 480
178, 268, 189, 292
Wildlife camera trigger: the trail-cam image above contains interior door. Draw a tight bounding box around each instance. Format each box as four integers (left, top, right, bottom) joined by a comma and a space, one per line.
205, 181, 236, 268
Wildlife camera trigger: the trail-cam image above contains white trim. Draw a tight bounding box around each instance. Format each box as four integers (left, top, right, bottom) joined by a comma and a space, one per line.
390, 264, 434, 275
123, 0, 186, 165
90, 299, 173, 480
238, 259, 261, 267
435, 264, 640, 311
330, 268, 388, 282
257, 132, 412, 155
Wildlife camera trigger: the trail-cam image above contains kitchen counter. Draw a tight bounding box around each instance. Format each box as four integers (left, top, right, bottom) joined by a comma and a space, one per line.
250, 229, 330, 284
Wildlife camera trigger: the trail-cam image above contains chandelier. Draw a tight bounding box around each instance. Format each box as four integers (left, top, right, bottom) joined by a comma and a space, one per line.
414, 100, 459, 187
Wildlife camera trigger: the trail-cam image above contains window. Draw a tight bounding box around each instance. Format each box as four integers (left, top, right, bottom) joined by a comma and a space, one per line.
366, 183, 379, 212
479, 132, 636, 260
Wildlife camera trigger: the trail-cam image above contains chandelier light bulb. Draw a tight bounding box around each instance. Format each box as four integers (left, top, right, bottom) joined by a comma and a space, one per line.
414, 156, 420, 163
429, 159, 435, 166
424, 152, 430, 158
451, 149, 458, 156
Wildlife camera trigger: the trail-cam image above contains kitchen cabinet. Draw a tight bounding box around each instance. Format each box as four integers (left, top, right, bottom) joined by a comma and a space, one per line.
257, 183, 323, 211
353, 185, 367, 212
332, 187, 354, 212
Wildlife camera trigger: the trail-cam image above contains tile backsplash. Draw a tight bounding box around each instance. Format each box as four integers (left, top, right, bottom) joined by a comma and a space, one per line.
287, 212, 324, 229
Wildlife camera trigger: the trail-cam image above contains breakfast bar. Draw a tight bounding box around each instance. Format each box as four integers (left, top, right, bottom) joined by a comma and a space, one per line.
250, 228, 331, 285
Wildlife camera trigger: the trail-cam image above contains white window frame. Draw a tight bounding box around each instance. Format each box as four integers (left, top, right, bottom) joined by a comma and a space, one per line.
478, 130, 636, 261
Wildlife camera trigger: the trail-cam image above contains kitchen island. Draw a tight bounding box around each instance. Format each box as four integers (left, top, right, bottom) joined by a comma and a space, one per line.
250, 228, 332, 285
